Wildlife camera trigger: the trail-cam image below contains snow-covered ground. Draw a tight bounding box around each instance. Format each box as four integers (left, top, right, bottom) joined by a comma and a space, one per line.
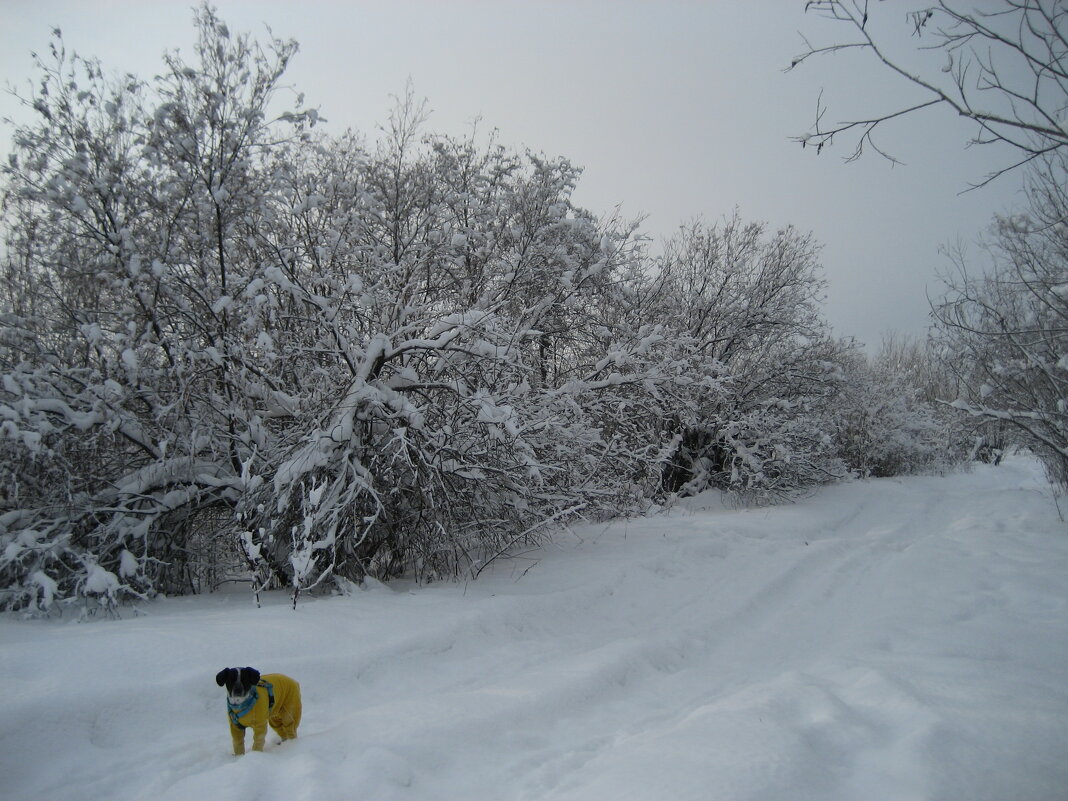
2, 457, 1066, 801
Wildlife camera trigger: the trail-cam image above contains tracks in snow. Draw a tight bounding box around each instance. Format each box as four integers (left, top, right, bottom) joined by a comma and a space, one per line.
4, 460, 1066, 801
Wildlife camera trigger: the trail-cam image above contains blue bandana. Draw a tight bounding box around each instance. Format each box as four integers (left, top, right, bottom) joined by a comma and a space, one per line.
227, 681, 274, 730
227, 692, 258, 729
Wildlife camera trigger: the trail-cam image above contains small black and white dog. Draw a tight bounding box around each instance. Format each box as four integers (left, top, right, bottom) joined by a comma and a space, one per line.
215, 666, 302, 754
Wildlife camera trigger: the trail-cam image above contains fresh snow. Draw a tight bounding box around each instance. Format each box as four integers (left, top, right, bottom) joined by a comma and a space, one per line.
2, 457, 1066, 801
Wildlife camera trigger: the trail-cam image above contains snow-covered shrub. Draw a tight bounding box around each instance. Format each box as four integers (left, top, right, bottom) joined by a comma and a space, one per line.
241, 118, 698, 593
643, 216, 849, 497
832, 346, 959, 478
0, 9, 668, 608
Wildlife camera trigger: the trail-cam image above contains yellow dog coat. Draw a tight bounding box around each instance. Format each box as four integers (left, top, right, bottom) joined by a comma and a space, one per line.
228, 673, 302, 754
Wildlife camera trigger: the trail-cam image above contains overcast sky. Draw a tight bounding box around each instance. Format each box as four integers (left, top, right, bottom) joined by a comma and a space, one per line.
1, 0, 1025, 349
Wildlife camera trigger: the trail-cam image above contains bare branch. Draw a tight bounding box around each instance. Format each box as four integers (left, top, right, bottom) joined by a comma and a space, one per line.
793, 0, 1068, 182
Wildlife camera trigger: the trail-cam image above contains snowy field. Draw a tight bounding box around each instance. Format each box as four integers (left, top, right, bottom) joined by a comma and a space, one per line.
2, 457, 1066, 801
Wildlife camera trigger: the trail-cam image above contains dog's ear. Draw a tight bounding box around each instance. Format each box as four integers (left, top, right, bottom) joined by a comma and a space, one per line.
241, 666, 261, 685
215, 668, 234, 687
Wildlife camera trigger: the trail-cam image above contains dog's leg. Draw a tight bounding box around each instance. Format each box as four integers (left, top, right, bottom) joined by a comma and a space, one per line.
251, 722, 268, 752
271, 712, 295, 741
270, 690, 302, 741
230, 721, 246, 756
290, 688, 302, 737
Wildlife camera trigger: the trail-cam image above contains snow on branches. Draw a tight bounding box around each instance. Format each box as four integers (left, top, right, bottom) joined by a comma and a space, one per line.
0, 6, 958, 613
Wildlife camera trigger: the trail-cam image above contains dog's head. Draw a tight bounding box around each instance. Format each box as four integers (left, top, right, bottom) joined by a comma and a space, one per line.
215, 666, 261, 704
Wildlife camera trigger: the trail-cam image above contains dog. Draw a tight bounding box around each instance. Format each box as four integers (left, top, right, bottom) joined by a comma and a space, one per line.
215, 666, 302, 755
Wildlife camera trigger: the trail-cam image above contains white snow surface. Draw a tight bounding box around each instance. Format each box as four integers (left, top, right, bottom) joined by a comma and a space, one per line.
3, 457, 1067, 801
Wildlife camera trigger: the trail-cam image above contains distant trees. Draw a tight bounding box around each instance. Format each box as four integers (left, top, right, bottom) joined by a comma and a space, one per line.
834, 335, 963, 478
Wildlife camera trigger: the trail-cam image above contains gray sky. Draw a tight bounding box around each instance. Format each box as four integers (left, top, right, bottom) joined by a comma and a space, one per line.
1, 0, 1024, 349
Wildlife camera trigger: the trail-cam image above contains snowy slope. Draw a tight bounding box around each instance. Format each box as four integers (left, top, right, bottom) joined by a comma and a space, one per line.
2, 457, 1066, 801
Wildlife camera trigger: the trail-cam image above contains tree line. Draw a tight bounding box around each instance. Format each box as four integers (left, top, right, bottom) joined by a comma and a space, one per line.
2, 3, 1053, 614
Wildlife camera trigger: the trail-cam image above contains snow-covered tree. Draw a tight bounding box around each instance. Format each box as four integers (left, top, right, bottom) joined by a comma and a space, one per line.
0, 7, 314, 611
642, 214, 850, 498
0, 3, 690, 610
933, 154, 1068, 487
242, 107, 687, 595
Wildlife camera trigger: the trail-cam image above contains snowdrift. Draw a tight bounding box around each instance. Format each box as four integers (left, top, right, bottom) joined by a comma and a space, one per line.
2, 457, 1066, 801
